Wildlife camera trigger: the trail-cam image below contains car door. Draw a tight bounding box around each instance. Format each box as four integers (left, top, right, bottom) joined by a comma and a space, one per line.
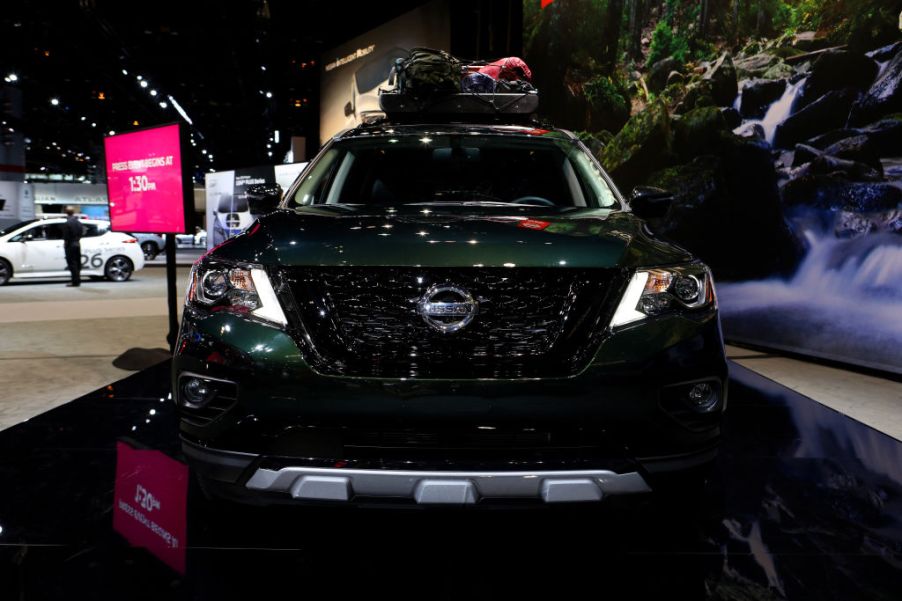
22, 223, 67, 273
79, 223, 109, 273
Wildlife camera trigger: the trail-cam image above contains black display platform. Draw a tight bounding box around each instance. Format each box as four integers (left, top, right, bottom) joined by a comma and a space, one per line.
1, 361, 901, 599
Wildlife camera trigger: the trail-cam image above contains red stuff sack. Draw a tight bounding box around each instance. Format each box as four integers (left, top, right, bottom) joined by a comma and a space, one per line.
477, 57, 532, 82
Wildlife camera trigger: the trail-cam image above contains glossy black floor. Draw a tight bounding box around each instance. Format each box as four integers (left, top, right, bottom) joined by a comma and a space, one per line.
1, 361, 901, 600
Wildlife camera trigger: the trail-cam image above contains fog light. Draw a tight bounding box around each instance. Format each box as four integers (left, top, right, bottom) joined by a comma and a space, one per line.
686, 382, 717, 412
182, 377, 217, 408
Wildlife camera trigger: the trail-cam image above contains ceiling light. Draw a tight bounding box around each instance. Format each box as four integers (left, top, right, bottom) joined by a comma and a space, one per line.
139, 80, 148, 88
149, 89, 157, 96
265, 91, 272, 98
121, 69, 128, 75
5, 73, 17, 82
50, 98, 59, 106
167, 95, 193, 125
91, 122, 96, 127
108, 130, 115, 135
159, 101, 168, 108
136, 75, 142, 80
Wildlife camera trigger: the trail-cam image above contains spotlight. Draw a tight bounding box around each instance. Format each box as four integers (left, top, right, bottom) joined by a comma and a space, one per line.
5, 73, 17, 83
139, 80, 148, 88
50, 98, 60, 106
159, 101, 168, 108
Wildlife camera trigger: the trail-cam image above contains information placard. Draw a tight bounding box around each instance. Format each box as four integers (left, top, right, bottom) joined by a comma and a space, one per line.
104, 123, 189, 233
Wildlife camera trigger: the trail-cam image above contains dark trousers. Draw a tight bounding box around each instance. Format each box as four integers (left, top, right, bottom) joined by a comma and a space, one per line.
64, 243, 81, 285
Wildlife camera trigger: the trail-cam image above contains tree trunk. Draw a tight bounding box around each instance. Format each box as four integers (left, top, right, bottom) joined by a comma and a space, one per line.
602, 0, 625, 72
756, 4, 767, 36
628, 0, 644, 60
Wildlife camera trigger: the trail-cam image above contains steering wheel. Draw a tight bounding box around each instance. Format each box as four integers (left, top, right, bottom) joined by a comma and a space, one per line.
511, 196, 555, 207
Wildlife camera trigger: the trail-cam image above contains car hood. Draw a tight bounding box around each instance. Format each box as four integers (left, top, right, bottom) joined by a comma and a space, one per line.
213, 205, 693, 269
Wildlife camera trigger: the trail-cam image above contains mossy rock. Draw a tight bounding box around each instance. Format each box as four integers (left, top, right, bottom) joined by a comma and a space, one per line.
584, 75, 631, 133
762, 61, 795, 80
769, 46, 806, 59
600, 100, 673, 191
702, 52, 738, 106
672, 106, 730, 161
674, 79, 714, 114
644, 136, 804, 279
740, 40, 762, 57
575, 130, 612, 156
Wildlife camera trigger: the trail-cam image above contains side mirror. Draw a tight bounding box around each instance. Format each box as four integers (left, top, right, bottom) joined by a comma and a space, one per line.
629, 186, 673, 220
246, 183, 283, 215
344, 101, 354, 117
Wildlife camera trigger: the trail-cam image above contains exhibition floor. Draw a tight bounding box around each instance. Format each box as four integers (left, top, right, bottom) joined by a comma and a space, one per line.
1, 360, 900, 600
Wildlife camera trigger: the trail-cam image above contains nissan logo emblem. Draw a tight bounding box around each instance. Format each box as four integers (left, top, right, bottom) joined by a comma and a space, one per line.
417, 284, 478, 333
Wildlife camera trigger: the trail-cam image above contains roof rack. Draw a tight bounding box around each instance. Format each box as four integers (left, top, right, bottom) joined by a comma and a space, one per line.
377, 90, 539, 124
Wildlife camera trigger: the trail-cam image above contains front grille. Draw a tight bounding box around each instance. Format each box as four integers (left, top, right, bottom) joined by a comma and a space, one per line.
280, 267, 622, 379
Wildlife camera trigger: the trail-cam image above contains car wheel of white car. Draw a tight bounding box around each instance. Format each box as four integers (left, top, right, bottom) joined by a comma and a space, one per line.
105, 255, 133, 282
0, 259, 11, 286
141, 242, 159, 260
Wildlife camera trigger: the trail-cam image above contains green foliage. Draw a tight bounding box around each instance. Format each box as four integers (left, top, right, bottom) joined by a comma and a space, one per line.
649, 25, 691, 66
584, 73, 631, 132
585, 74, 628, 112
648, 20, 674, 66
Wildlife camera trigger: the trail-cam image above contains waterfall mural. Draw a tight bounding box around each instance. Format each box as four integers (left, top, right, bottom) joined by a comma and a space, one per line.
524, 0, 902, 374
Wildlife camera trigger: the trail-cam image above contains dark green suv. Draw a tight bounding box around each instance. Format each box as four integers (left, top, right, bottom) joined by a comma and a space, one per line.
174, 123, 727, 505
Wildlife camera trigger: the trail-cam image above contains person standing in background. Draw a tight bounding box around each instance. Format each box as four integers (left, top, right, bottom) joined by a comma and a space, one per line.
62, 206, 83, 287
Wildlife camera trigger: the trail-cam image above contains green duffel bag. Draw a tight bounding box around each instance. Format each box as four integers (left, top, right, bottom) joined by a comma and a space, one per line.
392, 47, 462, 96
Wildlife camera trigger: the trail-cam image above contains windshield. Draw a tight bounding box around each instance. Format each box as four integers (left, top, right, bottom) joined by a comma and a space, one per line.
288, 134, 620, 209
0, 219, 39, 237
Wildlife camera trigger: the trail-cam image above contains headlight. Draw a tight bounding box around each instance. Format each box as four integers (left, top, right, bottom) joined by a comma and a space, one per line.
610, 264, 715, 328
187, 261, 287, 326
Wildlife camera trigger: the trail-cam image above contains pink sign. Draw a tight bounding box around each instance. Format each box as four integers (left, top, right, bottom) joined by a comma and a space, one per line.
104, 124, 187, 233
112, 441, 189, 574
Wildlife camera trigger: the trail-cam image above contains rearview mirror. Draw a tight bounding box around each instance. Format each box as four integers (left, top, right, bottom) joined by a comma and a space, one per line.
344, 101, 354, 117
246, 184, 283, 215
629, 186, 673, 220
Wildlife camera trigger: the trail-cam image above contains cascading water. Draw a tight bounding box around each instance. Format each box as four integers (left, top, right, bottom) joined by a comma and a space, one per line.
718, 227, 902, 373
760, 80, 803, 144
733, 78, 805, 145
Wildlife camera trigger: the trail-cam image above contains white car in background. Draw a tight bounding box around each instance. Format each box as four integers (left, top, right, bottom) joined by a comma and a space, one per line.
0, 217, 145, 285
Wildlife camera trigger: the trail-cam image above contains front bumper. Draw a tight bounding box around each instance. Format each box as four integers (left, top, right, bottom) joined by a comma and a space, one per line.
182, 437, 720, 505
174, 305, 726, 504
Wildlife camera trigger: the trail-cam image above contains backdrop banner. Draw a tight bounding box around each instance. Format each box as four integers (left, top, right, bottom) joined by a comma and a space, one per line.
523, 0, 902, 374
319, 0, 450, 144
205, 162, 307, 249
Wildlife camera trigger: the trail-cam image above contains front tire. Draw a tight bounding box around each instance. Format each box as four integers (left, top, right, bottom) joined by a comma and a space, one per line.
105, 255, 133, 282
0, 258, 11, 285
140, 241, 159, 260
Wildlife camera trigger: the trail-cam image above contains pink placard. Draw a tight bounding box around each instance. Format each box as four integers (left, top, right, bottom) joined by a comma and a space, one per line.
112, 441, 188, 574
104, 124, 186, 233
